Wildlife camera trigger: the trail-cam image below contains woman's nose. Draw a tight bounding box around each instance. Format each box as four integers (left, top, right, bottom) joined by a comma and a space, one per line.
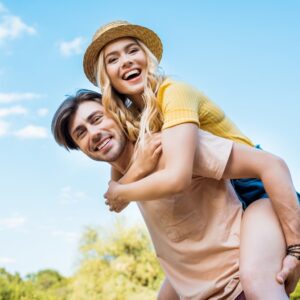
121, 55, 133, 68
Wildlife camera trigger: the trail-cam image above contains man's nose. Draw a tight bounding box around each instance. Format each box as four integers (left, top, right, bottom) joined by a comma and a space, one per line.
89, 127, 101, 143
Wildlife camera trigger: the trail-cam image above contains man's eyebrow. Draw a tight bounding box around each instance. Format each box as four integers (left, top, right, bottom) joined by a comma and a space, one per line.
105, 42, 138, 59
86, 111, 100, 122
71, 111, 101, 136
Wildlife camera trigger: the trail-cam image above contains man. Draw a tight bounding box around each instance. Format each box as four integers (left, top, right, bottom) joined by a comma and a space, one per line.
52, 90, 299, 299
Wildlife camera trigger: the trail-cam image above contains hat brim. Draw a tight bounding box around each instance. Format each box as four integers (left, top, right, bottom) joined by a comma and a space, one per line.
83, 24, 163, 86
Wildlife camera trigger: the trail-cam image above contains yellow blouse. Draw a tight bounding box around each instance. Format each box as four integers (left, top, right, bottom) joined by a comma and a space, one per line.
157, 78, 254, 146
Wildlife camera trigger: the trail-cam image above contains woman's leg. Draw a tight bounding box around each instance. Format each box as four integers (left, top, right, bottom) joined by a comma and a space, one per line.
240, 199, 288, 299
157, 278, 180, 300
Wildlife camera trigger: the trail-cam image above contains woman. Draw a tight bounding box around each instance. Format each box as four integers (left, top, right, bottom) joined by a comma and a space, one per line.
83, 20, 300, 298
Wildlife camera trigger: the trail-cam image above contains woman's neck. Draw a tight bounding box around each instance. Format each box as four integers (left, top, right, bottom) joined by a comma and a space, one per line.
128, 94, 144, 111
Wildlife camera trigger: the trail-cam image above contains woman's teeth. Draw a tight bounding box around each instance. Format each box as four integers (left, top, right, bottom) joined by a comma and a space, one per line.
123, 69, 140, 80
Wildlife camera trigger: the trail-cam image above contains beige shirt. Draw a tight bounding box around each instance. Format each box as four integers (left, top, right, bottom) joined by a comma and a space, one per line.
137, 130, 243, 300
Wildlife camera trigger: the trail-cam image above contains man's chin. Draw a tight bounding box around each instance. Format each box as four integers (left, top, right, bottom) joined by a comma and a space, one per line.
88, 153, 119, 163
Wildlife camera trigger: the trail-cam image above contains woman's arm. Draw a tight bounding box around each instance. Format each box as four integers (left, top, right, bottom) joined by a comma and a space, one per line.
104, 82, 202, 204
105, 123, 198, 203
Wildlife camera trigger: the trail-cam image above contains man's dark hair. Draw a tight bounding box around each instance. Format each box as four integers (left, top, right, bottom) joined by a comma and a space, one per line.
51, 89, 102, 150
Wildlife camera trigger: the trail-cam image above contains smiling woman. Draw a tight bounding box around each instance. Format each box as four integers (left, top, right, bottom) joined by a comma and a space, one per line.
103, 38, 147, 106
85, 21, 165, 145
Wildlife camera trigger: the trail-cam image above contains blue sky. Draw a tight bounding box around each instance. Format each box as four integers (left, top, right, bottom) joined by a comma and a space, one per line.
0, 0, 299, 276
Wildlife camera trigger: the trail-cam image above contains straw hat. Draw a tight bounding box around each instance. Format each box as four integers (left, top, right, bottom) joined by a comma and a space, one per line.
83, 20, 163, 86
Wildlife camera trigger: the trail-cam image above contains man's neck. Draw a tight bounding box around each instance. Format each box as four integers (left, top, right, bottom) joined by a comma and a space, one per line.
110, 141, 135, 174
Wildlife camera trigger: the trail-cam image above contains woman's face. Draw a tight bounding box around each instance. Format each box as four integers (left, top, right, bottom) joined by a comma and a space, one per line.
103, 37, 147, 101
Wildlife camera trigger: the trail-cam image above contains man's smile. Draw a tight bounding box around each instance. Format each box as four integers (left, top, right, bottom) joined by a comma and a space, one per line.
92, 136, 112, 152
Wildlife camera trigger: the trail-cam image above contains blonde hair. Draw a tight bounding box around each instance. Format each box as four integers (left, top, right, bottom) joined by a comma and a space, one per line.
95, 39, 165, 147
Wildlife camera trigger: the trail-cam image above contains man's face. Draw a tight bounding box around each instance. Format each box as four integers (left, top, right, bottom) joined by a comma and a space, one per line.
69, 101, 127, 162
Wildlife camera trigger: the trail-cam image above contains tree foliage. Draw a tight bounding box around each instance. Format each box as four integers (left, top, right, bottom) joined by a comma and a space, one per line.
0, 221, 164, 299
69, 221, 164, 300
0, 268, 70, 299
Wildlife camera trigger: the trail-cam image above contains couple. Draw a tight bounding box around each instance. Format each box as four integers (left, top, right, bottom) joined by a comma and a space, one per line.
52, 21, 300, 299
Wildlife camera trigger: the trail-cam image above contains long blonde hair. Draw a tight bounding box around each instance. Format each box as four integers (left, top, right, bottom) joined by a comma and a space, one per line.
95, 39, 165, 147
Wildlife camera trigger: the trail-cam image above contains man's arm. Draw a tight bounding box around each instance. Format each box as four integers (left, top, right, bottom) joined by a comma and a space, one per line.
223, 142, 300, 288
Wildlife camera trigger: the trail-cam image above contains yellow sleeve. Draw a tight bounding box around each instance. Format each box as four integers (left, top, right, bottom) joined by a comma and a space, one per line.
157, 81, 201, 130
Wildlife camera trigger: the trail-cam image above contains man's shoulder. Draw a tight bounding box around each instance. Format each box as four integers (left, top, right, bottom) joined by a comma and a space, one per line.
193, 130, 233, 180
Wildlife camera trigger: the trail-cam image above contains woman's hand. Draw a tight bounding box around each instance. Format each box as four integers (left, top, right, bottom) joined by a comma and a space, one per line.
104, 180, 128, 213
106, 133, 162, 212
131, 132, 162, 177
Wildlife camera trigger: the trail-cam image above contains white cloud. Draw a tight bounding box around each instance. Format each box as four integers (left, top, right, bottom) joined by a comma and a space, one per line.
59, 186, 88, 204
37, 108, 48, 117
14, 125, 48, 139
0, 120, 9, 136
0, 214, 27, 229
0, 92, 42, 104
0, 15, 36, 42
51, 230, 80, 243
0, 105, 27, 117
59, 37, 85, 57
0, 257, 16, 265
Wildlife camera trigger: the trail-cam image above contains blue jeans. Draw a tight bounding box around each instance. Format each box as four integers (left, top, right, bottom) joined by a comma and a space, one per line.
231, 145, 300, 209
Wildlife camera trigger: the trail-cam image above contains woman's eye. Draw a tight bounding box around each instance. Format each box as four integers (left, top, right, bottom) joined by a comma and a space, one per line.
107, 57, 117, 64
129, 48, 139, 54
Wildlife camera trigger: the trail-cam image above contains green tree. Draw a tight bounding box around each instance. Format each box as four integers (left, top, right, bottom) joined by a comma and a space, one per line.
69, 221, 164, 300
26, 269, 70, 299
0, 268, 40, 300
0, 268, 70, 300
